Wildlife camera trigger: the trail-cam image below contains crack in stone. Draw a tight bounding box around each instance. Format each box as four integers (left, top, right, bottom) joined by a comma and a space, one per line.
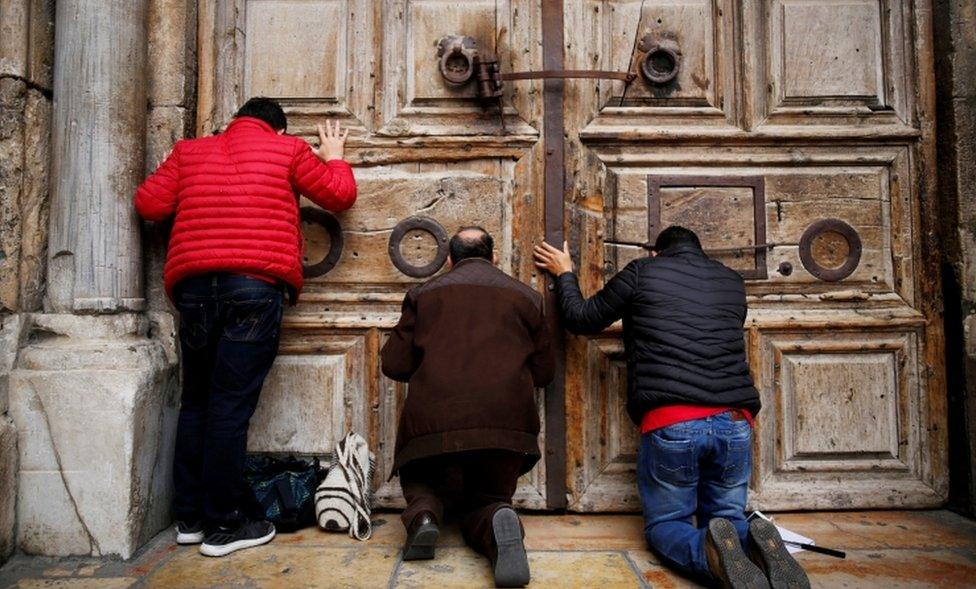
26, 381, 102, 556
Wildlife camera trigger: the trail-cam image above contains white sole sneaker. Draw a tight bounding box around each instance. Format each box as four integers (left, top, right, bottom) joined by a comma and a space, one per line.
176, 527, 205, 545
199, 528, 276, 557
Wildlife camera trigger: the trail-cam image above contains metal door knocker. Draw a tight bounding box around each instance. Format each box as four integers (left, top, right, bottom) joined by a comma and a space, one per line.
301, 207, 344, 278
437, 35, 479, 85
638, 35, 681, 85
799, 219, 862, 282
388, 216, 449, 278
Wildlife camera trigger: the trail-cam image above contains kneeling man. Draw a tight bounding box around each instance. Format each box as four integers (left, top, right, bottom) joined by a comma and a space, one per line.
535, 226, 809, 589
382, 227, 554, 588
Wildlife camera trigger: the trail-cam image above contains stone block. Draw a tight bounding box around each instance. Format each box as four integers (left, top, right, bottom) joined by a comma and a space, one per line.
0, 416, 17, 564
8, 314, 179, 558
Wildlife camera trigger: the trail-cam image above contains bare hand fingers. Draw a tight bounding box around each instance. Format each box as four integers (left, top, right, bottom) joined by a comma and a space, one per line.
340, 128, 349, 142
317, 123, 327, 145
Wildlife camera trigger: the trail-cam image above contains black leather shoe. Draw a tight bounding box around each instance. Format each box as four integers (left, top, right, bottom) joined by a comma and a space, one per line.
705, 518, 770, 589
403, 511, 439, 561
747, 519, 811, 589
490, 507, 530, 588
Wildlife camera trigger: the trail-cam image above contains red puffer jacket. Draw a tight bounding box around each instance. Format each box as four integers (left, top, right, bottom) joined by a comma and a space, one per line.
134, 116, 357, 302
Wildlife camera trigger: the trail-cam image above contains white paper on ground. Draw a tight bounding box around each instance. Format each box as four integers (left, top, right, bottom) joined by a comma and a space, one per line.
748, 511, 815, 554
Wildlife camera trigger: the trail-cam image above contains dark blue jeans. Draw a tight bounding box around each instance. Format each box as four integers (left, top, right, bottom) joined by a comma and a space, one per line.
171, 273, 284, 527
637, 412, 753, 581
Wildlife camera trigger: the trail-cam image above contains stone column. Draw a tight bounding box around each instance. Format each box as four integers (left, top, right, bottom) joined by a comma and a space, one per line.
46, 0, 148, 313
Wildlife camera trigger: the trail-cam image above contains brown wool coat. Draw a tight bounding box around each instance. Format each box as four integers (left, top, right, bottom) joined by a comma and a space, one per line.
381, 258, 555, 476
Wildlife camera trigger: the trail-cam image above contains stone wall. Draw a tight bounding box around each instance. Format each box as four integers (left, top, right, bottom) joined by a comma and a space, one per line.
934, 0, 976, 516
0, 0, 54, 564
0, 0, 54, 314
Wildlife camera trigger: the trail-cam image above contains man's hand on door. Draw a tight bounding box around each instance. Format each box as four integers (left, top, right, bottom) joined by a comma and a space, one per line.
312, 120, 349, 162
533, 241, 574, 276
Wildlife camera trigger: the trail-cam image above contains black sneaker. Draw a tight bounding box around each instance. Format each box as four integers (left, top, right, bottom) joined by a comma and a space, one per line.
175, 520, 205, 545
490, 508, 530, 588
199, 520, 276, 557
705, 518, 770, 589
747, 519, 811, 589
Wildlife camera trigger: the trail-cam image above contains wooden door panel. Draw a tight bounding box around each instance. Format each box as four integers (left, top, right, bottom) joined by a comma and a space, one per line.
566, 336, 641, 512
198, 0, 375, 135
566, 0, 738, 135
752, 326, 941, 508
378, 0, 539, 136
750, 0, 911, 130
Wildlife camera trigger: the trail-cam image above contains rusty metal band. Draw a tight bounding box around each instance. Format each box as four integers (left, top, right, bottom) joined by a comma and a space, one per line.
388, 216, 450, 278
542, 0, 567, 510
798, 218, 862, 282
300, 207, 344, 278
498, 70, 637, 83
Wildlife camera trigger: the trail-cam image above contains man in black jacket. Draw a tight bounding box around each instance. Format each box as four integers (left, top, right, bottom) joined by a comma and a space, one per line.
535, 226, 809, 589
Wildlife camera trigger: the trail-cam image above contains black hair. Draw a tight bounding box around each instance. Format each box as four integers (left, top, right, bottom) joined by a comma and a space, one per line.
653, 225, 702, 252
449, 226, 494, 263
235, 97, 287, 131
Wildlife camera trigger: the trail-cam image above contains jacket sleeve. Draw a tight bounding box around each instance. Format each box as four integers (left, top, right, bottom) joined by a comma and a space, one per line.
381, 290, 421, 382
527, 300, 555, 387
134, 141, 182, 221
555, 260, 640, 335
289, 141, 358, 212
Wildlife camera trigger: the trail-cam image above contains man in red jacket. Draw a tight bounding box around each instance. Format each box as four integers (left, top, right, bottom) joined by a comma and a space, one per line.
135, 97, 357, 557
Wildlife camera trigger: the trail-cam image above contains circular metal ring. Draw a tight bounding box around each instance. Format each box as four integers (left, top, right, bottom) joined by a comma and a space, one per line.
388, 216, 449, 278
640, 46, 680, 85
798, 219, 862, 282
437, 36, 478, 85
300, 207, 344, 278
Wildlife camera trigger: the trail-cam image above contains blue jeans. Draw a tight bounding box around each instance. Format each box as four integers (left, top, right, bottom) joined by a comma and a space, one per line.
171, 273, 284, 527
637, 412, 753, 581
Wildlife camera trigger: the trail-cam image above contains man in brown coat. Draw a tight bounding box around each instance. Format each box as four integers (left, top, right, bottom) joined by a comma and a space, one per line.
381, 227, 554, 588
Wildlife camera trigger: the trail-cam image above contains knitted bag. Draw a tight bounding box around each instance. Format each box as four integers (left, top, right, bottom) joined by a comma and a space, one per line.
314, 432, 375, 540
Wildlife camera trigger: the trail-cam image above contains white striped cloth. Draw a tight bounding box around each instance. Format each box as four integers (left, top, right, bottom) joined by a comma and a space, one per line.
315, 432, 374, 541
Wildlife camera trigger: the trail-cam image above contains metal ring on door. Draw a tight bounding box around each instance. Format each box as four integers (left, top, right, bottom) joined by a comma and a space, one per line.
388, 216, 449, 278
300, 207, 344, 278
798, 219, 862, 282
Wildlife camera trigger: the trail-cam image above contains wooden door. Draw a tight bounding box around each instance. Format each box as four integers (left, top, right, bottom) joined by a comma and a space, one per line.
197, 0, 946, 512
197, 0, 549, 509
561, 0, 946, 511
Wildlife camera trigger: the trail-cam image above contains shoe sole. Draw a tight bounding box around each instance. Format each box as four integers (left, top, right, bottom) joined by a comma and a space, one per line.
176, 529, 205, 545
492, 508, 529, 588
199, 528, 276, 557
707, 519, 770, 589
402, 522, 439, 561
749, 520, 811, 589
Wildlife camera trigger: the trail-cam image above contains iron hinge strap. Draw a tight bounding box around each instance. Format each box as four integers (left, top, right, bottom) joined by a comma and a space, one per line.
496, 69, 637, 83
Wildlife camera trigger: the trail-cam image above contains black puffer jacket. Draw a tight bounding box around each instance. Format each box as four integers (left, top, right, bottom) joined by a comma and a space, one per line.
555, 244, 760, 423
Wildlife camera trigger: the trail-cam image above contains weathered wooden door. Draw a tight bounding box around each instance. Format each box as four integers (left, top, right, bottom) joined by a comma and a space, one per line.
197, 0, 550, 508
196, 0, 946, 511
560, 1, 946, 511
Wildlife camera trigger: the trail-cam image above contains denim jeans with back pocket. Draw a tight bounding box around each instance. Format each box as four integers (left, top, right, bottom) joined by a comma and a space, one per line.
171, 273, 285, 528
637, 411, 753, 581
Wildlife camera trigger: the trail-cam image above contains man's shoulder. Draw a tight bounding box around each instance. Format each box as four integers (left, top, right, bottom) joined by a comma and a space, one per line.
414, 262, 542, 308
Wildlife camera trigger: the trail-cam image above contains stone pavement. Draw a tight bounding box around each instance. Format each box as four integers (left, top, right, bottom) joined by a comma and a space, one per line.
1, 510, 975, 588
